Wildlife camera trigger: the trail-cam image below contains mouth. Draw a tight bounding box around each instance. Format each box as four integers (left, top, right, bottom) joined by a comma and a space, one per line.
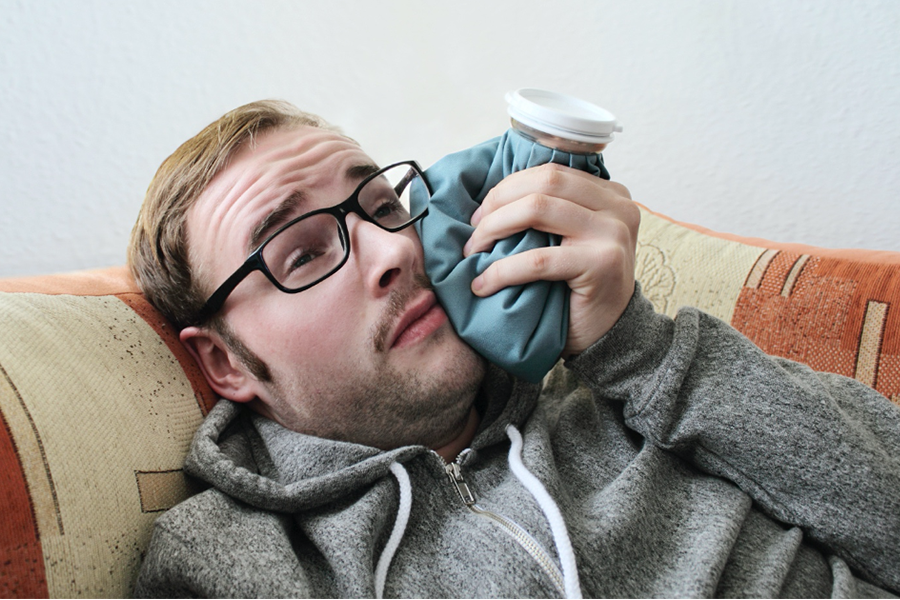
387, 291, 448, 351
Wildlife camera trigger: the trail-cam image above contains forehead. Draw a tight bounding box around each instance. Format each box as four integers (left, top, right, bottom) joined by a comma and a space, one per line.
209, 125, 371, 203
188, 125, 374, 284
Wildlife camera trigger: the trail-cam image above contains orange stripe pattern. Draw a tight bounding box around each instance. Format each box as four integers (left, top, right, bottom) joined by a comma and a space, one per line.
0, 404, 47, 598
732, 252, 900, 403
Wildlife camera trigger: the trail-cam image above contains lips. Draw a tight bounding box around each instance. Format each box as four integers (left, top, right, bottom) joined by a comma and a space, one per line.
388, 291, 448, 350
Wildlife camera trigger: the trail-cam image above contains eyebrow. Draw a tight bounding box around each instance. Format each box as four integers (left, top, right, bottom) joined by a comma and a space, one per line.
248, 190, 306, 254
246, 162, 380, 254
347, 163, 380, 181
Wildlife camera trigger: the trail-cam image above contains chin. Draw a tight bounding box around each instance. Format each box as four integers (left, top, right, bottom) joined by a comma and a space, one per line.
263, 339, 486, 450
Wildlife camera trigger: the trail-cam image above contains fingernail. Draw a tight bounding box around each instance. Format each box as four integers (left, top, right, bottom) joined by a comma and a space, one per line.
463, 238, 473, 257
471, 275, 484, 294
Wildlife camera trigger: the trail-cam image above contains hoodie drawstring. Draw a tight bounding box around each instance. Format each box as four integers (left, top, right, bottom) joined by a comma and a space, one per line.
375, 461, 412, 599
375, 428, 581, 600
506, 424, 583, 600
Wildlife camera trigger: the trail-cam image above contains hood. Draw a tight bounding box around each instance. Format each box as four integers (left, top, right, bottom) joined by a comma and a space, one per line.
183, 364, 543, 513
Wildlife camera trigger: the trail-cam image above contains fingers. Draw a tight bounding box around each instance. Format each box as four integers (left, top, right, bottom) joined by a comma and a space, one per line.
471, 236, 636, 357
465, 194, 600, 257
465, 163, 640, 356
470, 218, 635, 297
466, 164, 636, 258
473, 163, 631, 226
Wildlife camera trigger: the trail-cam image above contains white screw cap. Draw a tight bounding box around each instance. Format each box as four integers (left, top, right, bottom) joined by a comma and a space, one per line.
506, 88, 622, 145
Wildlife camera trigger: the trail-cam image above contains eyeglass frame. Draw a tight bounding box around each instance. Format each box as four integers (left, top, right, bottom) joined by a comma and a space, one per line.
191, 160, 430, 326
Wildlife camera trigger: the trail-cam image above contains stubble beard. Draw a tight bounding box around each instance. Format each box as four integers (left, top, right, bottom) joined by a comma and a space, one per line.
264, 274, 487, 450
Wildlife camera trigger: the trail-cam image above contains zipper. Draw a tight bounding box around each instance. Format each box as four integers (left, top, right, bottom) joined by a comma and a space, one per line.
444, 460, 566, 597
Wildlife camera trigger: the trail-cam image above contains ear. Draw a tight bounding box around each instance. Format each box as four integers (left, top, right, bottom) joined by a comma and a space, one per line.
180, 326, 261, 403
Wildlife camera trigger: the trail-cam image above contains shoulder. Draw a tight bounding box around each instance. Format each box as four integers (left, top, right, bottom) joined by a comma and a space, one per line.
153, 487, 292, 547
135, 489, 303, 597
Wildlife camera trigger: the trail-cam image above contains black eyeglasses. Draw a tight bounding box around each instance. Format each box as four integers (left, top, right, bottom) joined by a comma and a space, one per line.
192, 160, 430, 325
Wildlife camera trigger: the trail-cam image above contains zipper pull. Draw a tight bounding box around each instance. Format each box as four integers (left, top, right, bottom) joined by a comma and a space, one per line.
445, 462, 476, 506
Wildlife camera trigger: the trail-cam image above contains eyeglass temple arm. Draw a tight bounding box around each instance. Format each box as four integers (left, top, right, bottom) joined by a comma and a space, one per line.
192, 258, 261, 326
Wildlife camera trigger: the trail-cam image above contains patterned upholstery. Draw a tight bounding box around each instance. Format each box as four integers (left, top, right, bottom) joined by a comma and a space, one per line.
1, 210, 898, 597
0, 267, 215, 597
636, 206, 900, 404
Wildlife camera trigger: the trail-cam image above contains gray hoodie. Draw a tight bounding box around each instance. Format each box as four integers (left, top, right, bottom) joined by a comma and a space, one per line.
135, 290, 900, 598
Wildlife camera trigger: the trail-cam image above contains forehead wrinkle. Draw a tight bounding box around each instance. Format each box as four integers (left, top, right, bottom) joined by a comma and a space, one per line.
247, 161, 379, 254
213, 126, 378, 254
233, 143, 328, 256
190, 128, 373, 294
263, 133, 361, 170
248, 190, 306, 254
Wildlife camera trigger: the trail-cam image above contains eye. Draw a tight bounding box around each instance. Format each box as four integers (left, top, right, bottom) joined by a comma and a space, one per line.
371, 197, 404, 221
288, 248, 321, 271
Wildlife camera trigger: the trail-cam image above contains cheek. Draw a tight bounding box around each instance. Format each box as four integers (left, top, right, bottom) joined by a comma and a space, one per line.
404, 228, 425, 260
235, 284, 369, 369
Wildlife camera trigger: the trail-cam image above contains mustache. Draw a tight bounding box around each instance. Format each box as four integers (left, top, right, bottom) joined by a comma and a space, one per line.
373, 273, 435, 353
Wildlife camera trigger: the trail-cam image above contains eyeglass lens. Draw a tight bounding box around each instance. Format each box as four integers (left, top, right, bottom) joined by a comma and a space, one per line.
261, 164, 428, 291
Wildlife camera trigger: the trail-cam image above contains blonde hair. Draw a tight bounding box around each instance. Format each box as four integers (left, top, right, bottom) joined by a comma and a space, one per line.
128, 100, 337, 330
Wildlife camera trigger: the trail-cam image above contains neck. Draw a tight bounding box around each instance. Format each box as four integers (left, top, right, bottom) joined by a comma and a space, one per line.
433, 406, 480, 462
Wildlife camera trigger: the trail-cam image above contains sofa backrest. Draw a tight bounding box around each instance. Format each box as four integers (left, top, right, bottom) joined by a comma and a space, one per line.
635, 206, 900, 404
1, 210, 899, 597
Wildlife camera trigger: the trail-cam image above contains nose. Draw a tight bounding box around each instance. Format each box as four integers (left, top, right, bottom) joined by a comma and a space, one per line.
346, 213, 420, 297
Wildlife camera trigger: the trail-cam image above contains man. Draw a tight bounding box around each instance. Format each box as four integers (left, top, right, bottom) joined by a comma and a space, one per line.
130, 100, 899, 597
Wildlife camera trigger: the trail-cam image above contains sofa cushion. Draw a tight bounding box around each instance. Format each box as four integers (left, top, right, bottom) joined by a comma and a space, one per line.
0, 267, 215, 597
636, 205, 900, 405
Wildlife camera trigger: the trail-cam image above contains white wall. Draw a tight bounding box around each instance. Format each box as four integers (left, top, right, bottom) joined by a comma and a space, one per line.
2, 0, 899, 278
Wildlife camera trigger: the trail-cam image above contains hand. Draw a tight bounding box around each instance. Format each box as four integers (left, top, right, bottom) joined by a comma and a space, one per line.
462, 163, 639, 358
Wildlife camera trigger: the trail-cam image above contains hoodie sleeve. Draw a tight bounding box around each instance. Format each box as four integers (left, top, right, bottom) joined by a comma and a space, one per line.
567, 286, 900, 593
133, 520, 210, 598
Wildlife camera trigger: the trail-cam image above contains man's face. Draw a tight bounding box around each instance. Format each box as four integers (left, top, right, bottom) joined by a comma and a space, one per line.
184, 126, 485, 450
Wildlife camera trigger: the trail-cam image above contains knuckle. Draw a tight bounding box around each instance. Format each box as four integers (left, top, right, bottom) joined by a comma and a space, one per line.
609, 180, 632, 199
586, 237, 629, 271
529, 250, 550, 272
480, 190, 496, 214
608, 245, 630, 271
537, 163, 565, 188
609, 245, 635, 276
607, 195, 641, 237
529, 193, 552, 215
611, 218, 635, 246
624, 201, 641, 233
486, 259, 506, 283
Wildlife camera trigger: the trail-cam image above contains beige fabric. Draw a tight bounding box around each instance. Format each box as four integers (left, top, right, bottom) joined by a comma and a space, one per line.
635, 208, 765, 322
0, 292, 205, 597
636, 206, 900, 407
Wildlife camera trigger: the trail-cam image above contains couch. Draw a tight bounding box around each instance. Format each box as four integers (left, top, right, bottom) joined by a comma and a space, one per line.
2, 206, 899, 597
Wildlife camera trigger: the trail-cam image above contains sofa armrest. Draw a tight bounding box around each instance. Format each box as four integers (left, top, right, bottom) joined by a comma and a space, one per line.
0, 267, 215, 598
